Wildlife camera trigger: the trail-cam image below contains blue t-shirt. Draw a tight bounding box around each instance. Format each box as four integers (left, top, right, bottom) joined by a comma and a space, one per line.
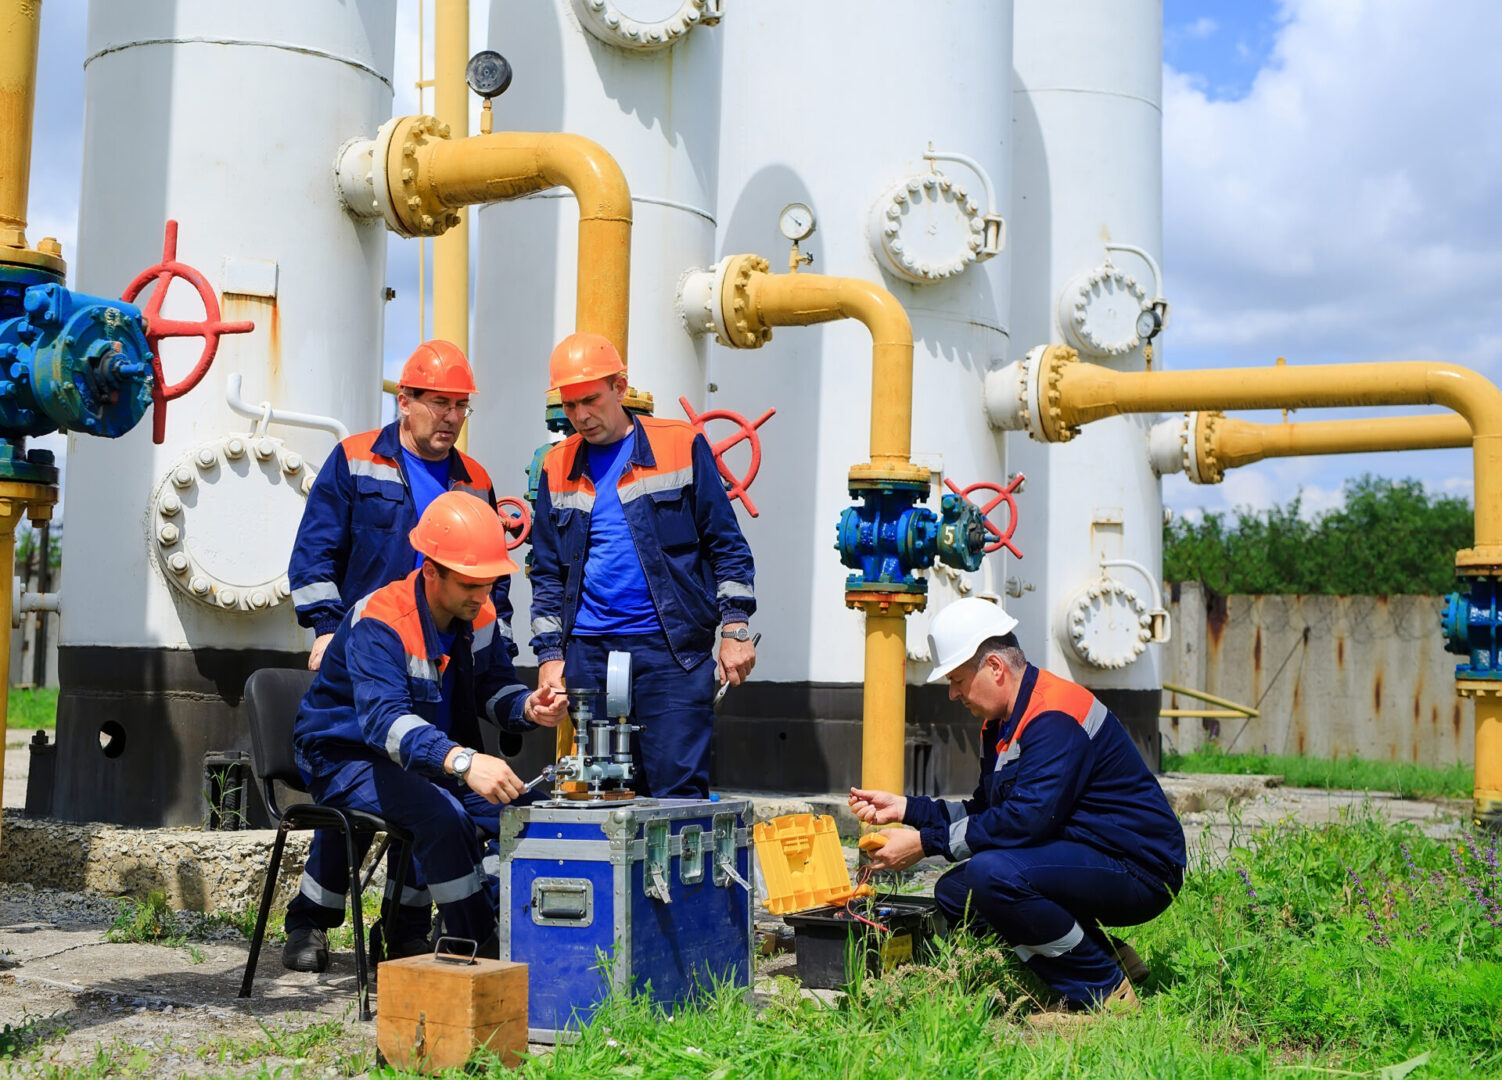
434, 628, 457, 735
402, 447, 451, 569
572, 435, 661, 636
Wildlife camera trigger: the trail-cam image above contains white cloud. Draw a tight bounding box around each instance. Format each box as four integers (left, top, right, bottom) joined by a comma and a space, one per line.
1185, 17, 1218, 39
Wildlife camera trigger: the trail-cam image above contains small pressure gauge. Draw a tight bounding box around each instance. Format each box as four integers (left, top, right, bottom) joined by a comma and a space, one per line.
1135, 307, 1162, 341
778, 202, 816, 242
465, 50, 513, 99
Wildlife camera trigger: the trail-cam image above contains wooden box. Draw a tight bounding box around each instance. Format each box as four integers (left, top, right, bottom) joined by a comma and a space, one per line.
376, 954, 528, 1072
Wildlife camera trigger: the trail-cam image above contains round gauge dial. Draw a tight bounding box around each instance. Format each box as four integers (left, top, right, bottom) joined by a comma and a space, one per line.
778, 202, 816, 241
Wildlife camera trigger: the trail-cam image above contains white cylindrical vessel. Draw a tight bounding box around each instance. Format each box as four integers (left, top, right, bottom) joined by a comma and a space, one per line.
710, 0, 1014, 794
469, 0, 724, 529
1006, 0, 1166, 762
49, 0, 396, 826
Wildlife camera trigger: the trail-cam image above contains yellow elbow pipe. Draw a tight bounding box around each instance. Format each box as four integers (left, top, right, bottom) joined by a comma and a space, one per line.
432, 0, 470, 451
1030, 345, 1502, 561
378, 118, 633, 366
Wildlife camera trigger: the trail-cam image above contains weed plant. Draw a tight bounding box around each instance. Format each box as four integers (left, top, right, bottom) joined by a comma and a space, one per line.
5, 686, 57, 731
1165, 746, 1473, 800
472, 817, 1502, 1080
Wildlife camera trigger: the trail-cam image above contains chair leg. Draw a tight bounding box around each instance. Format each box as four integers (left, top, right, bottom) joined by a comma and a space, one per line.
359, 834, 392, 898
382, 836, 414, 950
239, 821, 292, 999
344, 824, 372, 1021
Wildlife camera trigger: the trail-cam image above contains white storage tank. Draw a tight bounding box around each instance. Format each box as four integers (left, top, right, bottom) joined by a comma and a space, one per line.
709, 0, 1015, 795
49, 0, 397, 826
1005, 0, 1167, 763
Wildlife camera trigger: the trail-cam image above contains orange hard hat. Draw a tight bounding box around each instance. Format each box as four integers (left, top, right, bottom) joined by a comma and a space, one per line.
409, 491, 519, 579
399, 340, 477, 395
548, 332, 624, 393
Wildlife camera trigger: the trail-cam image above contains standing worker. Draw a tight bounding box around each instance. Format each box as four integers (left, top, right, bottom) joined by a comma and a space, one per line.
282, 340, 516, 973
293, 492, 567, 954
529, 333, 757, 798
850, 597, 1185, 1027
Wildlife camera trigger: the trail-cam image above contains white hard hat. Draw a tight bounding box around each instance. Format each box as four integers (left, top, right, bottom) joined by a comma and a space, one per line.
925, 597, 1020, 683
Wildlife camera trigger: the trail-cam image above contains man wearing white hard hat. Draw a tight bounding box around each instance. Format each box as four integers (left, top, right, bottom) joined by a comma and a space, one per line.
849, 597, 1185, 1027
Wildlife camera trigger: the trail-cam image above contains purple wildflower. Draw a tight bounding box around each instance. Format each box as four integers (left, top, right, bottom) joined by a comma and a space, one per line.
1237, 868, 1258, 903
1346, 866, 1389, 945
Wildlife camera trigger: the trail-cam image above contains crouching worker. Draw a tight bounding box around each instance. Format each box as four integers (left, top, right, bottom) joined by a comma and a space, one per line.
849, 597, 1185, 1026
292, 492, 567, 954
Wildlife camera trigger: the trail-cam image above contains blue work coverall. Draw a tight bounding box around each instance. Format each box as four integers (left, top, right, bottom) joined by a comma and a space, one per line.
904, 664, 1187, 1005
291, 571, 537, 945
530, 416, 755, 797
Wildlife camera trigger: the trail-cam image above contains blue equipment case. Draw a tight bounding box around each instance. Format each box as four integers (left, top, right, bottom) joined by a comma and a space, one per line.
495, 797, 755, 1043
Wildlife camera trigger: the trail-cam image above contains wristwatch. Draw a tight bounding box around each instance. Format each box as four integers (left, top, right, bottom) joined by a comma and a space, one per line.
450, 747, 477, 783
720, 626, 752, 641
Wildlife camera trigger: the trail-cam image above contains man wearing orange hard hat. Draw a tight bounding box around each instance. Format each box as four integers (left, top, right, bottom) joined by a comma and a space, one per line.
283, 340, 519, 972
529, 333, 757, 799
291, 492, 567, 957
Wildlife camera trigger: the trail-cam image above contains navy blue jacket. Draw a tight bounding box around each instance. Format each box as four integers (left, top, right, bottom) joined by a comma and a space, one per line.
294, 570, 535, 780
288, 421, 514, 651
529, 415, 755, 669
904, 664, 1186, 891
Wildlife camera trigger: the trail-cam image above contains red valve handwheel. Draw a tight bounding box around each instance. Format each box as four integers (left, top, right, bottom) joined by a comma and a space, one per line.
496, 496, 533, 550
122, 220, 255, 444
678, 396, 776, 518
944, 473, 1026, 558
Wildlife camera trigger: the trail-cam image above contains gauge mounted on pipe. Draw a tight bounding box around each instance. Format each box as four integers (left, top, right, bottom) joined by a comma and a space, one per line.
466, 51, 514, 99
778, 202, 816, 241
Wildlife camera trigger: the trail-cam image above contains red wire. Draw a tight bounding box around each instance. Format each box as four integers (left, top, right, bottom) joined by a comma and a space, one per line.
845, 865, 891, 934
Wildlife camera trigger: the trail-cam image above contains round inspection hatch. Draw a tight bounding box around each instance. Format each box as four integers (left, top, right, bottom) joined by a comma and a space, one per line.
571, 0, 720, 50
1063, 578, 1153, 670
148, 434, 312, 613
1057, 264, 1150, 358
868, 172, 985, 285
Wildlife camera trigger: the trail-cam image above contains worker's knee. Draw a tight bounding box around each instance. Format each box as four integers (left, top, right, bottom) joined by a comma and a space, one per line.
964, 848, 1036, 903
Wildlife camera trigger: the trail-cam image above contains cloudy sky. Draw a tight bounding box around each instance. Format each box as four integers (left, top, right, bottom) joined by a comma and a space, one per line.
21, 1, 1502, 521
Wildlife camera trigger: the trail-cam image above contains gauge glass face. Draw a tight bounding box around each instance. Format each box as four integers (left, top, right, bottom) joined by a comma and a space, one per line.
778, 202, 815, 241
1135, 308, 1159, 339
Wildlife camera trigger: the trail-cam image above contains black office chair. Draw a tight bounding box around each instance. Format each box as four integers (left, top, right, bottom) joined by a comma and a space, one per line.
237, 668, 414, 1021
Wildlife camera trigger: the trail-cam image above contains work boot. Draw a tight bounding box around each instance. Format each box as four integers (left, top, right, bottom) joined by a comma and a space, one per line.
1108, 936, 1150, 984
1026, 977, 1140, 1032
281, 927, 330, 973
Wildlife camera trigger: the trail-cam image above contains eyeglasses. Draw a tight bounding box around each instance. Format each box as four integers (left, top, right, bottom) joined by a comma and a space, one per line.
413, 397, 474, 420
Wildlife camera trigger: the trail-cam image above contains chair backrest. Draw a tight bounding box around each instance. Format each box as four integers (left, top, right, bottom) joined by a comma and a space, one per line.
243, 668, 317, 811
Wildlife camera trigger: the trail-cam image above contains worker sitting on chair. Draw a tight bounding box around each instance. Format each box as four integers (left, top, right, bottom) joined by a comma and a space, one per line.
283, 340, 517, 973
849, 597, 1185, 1027
292, 492, 567, 957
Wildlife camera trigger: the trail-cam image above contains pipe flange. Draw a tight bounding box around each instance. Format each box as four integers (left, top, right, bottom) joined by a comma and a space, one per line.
378, 115, 460, 239
1057, 264, 1150, 358
719, 254, 772, 349
1039, 344, 1080, 443
867, 172, 985, 285
571, 0, 722, 51
1189, 410, 1225, 484
148, 434, 312, 613
1064, 577, 1152, 670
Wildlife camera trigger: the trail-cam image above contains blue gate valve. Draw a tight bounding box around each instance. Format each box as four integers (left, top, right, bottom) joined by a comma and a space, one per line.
837, 492, 988, 591
1442, 579, 1502, 681
0, 283, 153, 440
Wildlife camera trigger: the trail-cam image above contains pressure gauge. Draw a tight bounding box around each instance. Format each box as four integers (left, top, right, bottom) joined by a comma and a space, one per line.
465, 50, 513, 99
778, 203, 816, 241
1135, 307, 1162, 342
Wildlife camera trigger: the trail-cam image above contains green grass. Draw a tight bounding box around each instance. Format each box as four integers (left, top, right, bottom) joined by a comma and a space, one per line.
383, 815, 1500, 1080
1164, 746, 1474, 800
6, 686, 56, 730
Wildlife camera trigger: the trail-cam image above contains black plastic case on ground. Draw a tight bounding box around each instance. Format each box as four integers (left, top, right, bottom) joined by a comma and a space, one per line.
784, 895, 942, 989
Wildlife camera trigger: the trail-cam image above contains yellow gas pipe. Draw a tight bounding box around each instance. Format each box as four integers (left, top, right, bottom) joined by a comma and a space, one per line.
712, 255, 927, 796
1019, 344, 1502, 823
432, 0, 470, 452
1194, 412, 1472, 480
376, 118, 632, 365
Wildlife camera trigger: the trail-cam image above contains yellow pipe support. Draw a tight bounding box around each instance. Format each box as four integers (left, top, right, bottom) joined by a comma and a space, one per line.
1475, 694, 1502, 823
386, 120, 633, 366
861, 612, 909, 796
0, 0, 41, 239
1035, 345, 1502, 563
432, 0, 470, 452
1160, 680, 1258, 718
1200, 412, 1472, 479
0, 481, 57, 853
1159, 710, 1254, 720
